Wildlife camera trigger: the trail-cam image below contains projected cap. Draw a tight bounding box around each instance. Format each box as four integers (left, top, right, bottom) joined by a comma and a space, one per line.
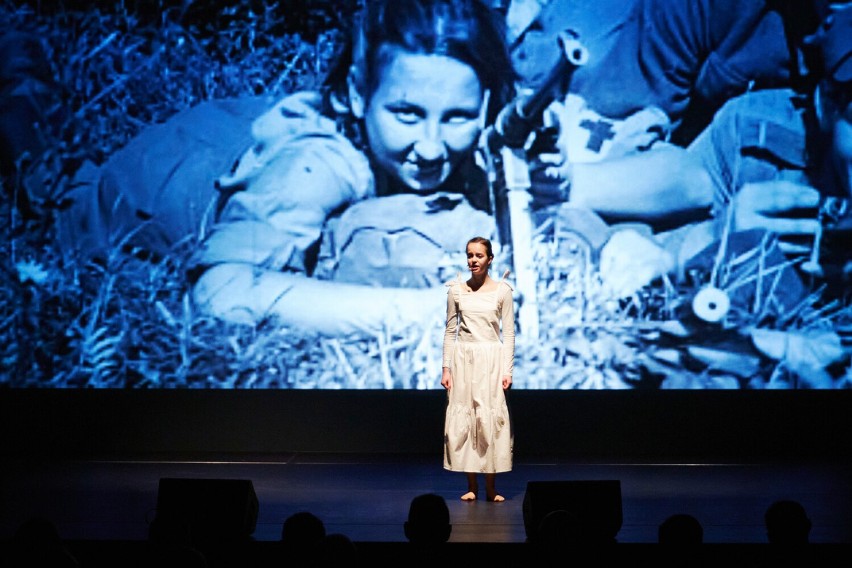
809, 5, 852, 83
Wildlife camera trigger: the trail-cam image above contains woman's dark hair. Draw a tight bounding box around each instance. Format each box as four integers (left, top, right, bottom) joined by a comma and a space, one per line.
467, 236, 493, 259
323, 0, 514, 125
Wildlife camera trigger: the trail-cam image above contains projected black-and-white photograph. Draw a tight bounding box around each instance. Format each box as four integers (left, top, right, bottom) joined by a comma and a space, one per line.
2, 0, 850, 389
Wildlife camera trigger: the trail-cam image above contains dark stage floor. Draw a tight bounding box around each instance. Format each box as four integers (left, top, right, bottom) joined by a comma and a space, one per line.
2, 453, 851, 546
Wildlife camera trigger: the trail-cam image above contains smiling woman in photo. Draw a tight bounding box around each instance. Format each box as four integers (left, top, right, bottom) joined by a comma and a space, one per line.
189, 0, 515, 336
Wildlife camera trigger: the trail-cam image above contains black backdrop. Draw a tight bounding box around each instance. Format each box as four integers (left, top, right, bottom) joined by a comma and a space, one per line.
3, 389, 850, 461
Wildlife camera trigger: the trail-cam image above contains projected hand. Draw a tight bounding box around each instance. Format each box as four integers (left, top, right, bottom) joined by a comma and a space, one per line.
606, 106, 670, 158
527, 106, 572, 206
599, 228, 675, 298
730, 181, 821, 253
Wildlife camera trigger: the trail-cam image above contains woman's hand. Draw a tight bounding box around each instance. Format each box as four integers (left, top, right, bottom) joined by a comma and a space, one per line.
731, 181, 821, 245
599, 228, 675, 298
441, 368, 453, 390
502, 375, 512, 390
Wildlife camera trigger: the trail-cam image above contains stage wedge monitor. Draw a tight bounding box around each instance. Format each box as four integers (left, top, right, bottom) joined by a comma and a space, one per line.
155, 477, 259, 540
522, 479, 622, 543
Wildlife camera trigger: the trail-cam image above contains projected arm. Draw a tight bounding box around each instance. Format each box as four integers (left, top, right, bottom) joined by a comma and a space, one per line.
193, 263, 445, 336
569, 145, 715, 224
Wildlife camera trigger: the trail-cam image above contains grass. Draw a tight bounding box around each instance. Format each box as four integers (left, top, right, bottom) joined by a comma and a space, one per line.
2, 0, 373, 388
1, 0, 849, 389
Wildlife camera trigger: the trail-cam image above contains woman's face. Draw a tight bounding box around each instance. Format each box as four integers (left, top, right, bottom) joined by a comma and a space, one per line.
466, 242, 491, 277
354, 47, 486, 192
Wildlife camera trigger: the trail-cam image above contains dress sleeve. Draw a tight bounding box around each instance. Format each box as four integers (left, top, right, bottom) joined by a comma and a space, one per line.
442, 283, 459, 369
499, 282, 515, 378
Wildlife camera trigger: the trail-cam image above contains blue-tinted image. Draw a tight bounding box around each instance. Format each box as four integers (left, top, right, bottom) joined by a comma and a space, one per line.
2, 0, 850, 389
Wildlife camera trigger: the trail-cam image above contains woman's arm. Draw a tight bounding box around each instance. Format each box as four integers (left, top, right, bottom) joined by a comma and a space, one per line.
499, 283, 515, 388
193, 263, 445, 336
570, 145, 715, 224
441, 285, 459, 389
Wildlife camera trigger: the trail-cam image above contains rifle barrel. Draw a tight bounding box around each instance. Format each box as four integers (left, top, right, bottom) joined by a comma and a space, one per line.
492, 30, 588, 150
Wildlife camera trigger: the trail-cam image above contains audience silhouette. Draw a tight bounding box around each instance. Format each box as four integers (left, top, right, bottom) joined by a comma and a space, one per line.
0, 495, 843, 567
655, 513, 707, 568
756, 499, 814, 568
658, 513, 704, 545
403, 493, 452, 545
143, 514, 208, 567
311, 532, 359, 567
5, 516, 79, 568
277, 510, 328, 565
281, 511, 327, 550
764, 499, 811, 545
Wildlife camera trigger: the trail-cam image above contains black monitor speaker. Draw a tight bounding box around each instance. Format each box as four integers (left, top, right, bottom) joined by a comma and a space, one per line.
522, 479, 622, 543
155, 477, 259, 541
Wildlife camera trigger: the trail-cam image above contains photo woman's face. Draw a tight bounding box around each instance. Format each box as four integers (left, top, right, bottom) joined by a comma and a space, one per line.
355, 47, 486, 192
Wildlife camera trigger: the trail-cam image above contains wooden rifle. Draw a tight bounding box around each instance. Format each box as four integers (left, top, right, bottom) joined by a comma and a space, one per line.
484, 30, 588, 340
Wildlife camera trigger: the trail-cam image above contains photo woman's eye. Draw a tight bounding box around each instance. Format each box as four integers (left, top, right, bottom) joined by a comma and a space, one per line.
444, 108, 480, 125
388, 103, 424, 124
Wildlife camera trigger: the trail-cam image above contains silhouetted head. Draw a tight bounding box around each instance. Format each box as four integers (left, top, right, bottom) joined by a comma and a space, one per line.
11, 517, 78, 567
658, 513, 704, 545
765, 500, 812, 545
281, 511, 327, 549
404, 493, 452, 544
313, 532, 359, 564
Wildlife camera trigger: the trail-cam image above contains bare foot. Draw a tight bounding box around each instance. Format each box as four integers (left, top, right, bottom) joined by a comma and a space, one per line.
461, 491, 477, 501
488, 494, 505, 502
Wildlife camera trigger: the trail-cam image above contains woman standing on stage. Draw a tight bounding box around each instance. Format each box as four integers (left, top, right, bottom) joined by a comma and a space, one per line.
441, 236, 515, 502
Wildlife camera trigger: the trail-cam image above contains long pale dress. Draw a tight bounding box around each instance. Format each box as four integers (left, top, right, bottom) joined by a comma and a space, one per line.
442, 274, 515, 473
